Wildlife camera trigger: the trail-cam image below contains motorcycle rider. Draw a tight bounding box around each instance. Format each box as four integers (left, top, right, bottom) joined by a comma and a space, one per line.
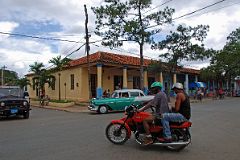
159, 82, 191, 143
138, 81, 170, 145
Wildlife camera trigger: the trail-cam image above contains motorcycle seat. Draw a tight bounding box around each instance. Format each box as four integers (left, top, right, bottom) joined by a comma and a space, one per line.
154, 119, 186, 126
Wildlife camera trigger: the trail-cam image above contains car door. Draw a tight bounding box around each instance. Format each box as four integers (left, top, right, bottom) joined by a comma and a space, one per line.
129, 91, 142, 106
114, 91, 132, 110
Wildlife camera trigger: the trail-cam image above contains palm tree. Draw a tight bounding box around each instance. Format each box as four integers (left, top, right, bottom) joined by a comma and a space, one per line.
29, 62, 55, 97
29, 62, 44, 75
15, 77, 31, 90
49, 56, 71, 100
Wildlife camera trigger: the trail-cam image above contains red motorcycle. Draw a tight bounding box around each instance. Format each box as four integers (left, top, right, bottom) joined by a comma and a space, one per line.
105, 104, 192, 151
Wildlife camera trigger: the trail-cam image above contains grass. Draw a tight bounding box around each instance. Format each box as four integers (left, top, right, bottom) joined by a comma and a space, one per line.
49, 99, 73, 103
31, 98, 73, 103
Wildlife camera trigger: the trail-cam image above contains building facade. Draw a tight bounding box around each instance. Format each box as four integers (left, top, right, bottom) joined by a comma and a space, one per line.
26, 51, 200, 102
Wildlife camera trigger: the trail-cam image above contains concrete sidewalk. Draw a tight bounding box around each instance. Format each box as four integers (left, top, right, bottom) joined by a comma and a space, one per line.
31, 102, 89, 113
31, 97, 226, 113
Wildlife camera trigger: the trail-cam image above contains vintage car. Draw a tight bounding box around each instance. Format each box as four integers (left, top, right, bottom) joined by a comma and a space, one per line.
0, 86, 31, 119
88, 89, 154, 114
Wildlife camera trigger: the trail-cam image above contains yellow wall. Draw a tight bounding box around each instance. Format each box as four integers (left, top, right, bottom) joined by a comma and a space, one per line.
27, 66, 89, 102
27, 64, 194, 102
102, 68, 121, 93
27, 76, 36, 99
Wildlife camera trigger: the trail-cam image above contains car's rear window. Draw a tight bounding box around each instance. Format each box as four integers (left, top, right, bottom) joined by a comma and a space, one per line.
130, 92, 140, 97
121, 92, 129, 98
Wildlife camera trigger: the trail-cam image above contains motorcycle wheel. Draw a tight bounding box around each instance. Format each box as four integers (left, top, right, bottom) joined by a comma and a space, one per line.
105, 123, 129, 145
165, 129, 191, 151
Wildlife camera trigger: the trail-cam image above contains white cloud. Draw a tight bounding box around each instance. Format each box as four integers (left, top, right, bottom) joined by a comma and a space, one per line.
0, 21, 19, 40
0, 39, 57, 77
0, 0, 240, 76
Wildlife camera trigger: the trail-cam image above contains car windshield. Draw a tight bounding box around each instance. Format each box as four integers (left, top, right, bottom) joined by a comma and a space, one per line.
111, 92, 119, 98
0, 88, 22, 98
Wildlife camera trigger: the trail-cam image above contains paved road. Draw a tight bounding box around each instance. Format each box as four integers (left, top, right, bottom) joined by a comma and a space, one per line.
0, 98, 240, 160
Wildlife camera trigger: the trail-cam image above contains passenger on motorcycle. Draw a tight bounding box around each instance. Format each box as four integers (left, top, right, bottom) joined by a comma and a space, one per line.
159, 82, 191, 143
138, 82, 170, 145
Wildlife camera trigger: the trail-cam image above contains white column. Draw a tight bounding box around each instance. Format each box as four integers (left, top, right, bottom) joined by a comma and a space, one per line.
185, 74, 189, 94
159, 72, 163, 84
97, 64, 103, 98
173, 73, 177, 84
195, 75, 198, 82
123, 66, 127, 89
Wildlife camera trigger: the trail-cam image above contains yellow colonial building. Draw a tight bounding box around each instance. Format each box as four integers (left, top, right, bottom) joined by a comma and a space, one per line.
26, 51, 200, 102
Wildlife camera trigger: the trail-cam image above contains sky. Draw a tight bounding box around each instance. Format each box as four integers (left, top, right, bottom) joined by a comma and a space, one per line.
0, 0, 240, 77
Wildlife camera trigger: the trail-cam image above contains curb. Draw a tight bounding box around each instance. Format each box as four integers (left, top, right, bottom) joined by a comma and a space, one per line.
31, 104, 90, 113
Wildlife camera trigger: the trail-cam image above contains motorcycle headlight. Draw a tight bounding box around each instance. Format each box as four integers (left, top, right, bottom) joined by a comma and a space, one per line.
1, 102, 5, 107
23, 101, 28, 106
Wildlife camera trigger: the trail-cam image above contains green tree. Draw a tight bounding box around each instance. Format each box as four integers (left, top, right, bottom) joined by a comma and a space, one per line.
29, 62, 44, 75
0, 69, 18, 86
227, 27, 240, 43
15, 77, 31, 89
211, 28, 240, 80
92, 0, 174, 89
49, 55, 70, 100
29, 62, 55, 97
152, 24, 213, 72
48, 56, 71, 72
209, 27, 240, 88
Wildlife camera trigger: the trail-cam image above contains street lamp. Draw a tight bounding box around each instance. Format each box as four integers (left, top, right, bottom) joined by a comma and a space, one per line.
64, 82, 66, 100
58, 73, 61, 100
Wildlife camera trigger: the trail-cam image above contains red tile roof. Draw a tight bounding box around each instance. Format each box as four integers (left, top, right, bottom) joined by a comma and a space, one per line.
69, 51, 152, 67
68, 51, 200, 75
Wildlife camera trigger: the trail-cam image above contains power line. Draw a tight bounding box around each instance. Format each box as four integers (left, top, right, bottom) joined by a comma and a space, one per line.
0, 30, 105, 45
147, 0, 227, 29
46, 43, 86, 70
61, 37, 86, 56
173, 0, 226, 20
0, 31, 84, 43
64, 43, 86, 60
180, 1, 240, 20
143, 0, 173, 15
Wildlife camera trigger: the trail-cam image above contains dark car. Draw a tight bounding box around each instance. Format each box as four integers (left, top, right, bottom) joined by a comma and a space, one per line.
0, 86, 31, 119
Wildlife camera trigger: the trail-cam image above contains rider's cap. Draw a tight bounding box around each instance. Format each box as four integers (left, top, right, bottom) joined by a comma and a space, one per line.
150, 81, 163, 89
172, 82, 183, 90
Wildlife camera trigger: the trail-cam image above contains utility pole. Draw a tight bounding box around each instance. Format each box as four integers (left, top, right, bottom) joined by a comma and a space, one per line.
84, 4, 92, 100
1, 65, 7, 86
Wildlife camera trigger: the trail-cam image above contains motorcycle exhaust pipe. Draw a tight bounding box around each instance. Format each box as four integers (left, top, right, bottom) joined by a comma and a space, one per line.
153, 140, 191, 146
135, 139, 191, 146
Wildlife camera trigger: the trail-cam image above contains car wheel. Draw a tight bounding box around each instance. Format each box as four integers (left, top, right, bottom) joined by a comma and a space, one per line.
23, 111, 29, 119
98, 105, 108, 114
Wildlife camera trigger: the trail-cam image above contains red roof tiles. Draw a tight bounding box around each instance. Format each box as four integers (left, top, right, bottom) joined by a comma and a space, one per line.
69, 51, 152, 67
68, 51, 199, 75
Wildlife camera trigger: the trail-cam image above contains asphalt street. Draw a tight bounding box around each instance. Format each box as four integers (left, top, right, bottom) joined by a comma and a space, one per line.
0, 98, 240, 160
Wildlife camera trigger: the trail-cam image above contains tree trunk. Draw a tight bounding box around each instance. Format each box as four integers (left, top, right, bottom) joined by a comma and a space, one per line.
138, 1, 145, 91
139, 43, 144, 90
